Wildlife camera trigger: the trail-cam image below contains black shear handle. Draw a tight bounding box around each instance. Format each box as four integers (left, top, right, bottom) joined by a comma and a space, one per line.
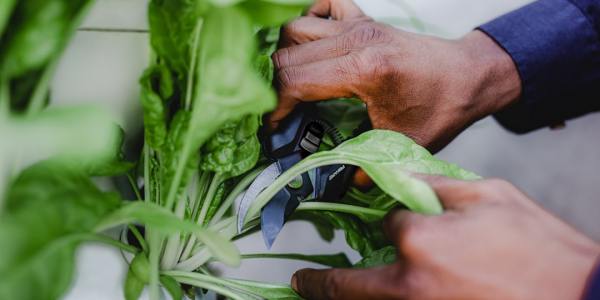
314, 118, 371, 202
261, 103, 324, 170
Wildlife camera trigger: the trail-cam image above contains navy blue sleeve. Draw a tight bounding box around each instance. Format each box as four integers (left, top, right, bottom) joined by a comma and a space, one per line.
584, 260, 600, 300
478, 0, 600, 133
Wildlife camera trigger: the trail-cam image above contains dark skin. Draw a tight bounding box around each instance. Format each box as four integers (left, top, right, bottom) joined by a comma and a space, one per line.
269, 0, 600, 299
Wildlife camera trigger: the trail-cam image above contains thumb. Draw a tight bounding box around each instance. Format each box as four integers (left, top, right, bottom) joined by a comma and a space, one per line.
308, 0, 367, 20
292, 265, 404, 300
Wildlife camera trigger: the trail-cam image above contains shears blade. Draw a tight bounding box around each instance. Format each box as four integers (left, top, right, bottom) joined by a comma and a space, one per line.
236, 162, 281, 233
260, 188, 291, 249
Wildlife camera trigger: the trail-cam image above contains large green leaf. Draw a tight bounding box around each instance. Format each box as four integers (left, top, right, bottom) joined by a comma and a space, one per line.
245, 130, 479, 227
0, 162, 121, 300
188, 7, 276, 154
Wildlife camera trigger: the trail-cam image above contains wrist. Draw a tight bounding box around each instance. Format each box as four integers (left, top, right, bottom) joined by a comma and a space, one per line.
458, 30, 521, 119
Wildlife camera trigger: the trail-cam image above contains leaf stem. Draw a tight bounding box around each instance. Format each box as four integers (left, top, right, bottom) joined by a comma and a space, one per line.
210, 165, 266, 225
84, 233, 140, 254
128, 225, 149, 253
297, 202, 386, 221
164, 271, 248, 300
184, 20, 203, 111
196, 174, 223, 225
243, 153, 349, 227
143, 145, 151, 204
126, 173, 143, 201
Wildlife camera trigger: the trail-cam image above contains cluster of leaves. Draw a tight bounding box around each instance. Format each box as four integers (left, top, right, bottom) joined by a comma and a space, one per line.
130, 0, 318, 299
0, 0, 481, 300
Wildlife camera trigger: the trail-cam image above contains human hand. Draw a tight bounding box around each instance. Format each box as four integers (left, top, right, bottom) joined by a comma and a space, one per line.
271, 0, 522, 152
291, 176, 600, 300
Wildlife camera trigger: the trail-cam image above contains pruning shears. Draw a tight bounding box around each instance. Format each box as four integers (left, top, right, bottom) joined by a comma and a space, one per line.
236, 103, 367, 248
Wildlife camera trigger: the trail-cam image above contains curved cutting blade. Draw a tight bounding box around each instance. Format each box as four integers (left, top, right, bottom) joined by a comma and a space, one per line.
236, 162, 281, 233
261, 188, 292, 249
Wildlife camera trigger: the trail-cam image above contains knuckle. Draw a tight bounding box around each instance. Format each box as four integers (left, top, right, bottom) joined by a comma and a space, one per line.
356, 47, 387, 75
272, 48, 290, 69
324, 270, 343, 300
350, 22, 387, 44
335, 53, 362, 81
281, 18, 301, 38
275, 67, 298, 93
280, 17, 312, 44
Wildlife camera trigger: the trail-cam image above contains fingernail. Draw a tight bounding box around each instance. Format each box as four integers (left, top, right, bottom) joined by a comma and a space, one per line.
291, 273, 299, 291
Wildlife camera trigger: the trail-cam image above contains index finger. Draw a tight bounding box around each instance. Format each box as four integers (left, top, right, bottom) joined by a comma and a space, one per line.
292, 265, 404, 300
268, 55, 360, 128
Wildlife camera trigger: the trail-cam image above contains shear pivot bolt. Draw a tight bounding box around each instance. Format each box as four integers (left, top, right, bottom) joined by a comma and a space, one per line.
288, 175, 303, 189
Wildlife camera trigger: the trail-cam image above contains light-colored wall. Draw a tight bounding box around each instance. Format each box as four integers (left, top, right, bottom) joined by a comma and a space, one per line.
58, 0, 599, 298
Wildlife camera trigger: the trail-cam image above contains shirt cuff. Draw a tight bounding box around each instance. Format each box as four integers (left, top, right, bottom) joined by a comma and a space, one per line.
584, 258, 600, 300
478, 0, 600, 133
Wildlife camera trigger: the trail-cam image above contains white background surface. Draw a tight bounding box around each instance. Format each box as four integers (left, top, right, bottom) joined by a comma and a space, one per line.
55, 0, 600, 299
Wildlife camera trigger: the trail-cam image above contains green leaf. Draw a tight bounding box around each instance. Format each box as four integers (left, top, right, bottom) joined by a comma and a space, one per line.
293, 211, 385, 257
201, 115, 262, 179
0, 162, 121, 300
165, 271, 302, 300
140, 65, 168, 149
189, 6, 275, 151
240, 0, 309, 27
0, 0, 92, 77
291, 211, 335, 242
124, 265, 145, 300
246, 130, 479, 222
210, 0, 246, 6
130, 253, 151, 284
160, 6, 277, 211
0, 105, 122, 189
297, 202, 386, 222
317, 98, 368, 141
160, 275, 183, 300
223, 278, 302, 299
96, 202, 241, 267
354, 246, 397, 268
161, 110, 200, 201
0, 0, 16, 38
242, 252, 352, 268
147, 0, 208, 76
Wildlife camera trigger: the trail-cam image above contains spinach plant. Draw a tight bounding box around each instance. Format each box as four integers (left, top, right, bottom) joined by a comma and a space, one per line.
0, 0, 479, 299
